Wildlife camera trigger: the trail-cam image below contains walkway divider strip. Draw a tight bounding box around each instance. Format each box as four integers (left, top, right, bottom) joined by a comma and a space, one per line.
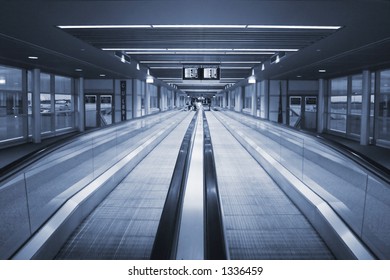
203, 110, 228, 260
150, 111, 199, 260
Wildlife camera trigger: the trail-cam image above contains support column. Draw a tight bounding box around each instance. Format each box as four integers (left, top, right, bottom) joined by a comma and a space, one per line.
31, 69, 41, 143
317, 78, 326, 134
145, 83, 151, 115
75, 77, 85, 132
264, 80, 269, 120
236, 87, 243, 112
251, 84, 257, 116
360, 70, 371, 145
132, 79, 141, 118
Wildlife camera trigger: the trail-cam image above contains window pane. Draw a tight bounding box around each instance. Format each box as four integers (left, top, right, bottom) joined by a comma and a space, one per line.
330, 77, 348, 96
40, 73, 51, 93
55, 94, 73, 130
329, 114, 347, 132
40, 93, 52, 133
380, 70, 390, 94
330, 96, 347, 113
378, 69, 390, 142
0, 66, 22, 91
55, 76, 71, 94
0, 91, 24, 141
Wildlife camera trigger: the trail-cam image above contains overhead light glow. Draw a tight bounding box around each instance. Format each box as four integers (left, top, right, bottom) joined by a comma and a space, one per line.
28, 56, 38, 60
126, 51, 176, 54
99, 74, 106, 77
225, 52, 275, 55
319, 69, 327, 73
152, 25, 247, 28
248, 69, 256, 84
168, 48, 233, 51
220, 66, 252, 69
247, 25, 341, 30
149, 66, 182, 69
58, 25, 152, 29
234, 48, 298, 52
0, 77, 6, 85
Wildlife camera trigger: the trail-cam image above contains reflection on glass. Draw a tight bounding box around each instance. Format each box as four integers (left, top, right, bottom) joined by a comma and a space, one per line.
40, 93, 52, 133
0, 91, 24, 141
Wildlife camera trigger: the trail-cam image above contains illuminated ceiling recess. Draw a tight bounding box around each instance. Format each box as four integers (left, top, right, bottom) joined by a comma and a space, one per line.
58, 24, 342, 96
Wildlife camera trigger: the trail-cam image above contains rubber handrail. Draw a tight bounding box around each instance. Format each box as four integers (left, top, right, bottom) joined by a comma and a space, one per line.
220, 109, 390, 184
150, 112, 198, 260
202, 110, 228, 260
0, 111, 180, 183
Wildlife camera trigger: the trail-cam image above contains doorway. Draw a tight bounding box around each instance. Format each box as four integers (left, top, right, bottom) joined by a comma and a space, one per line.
288, 96, 317, 131
85, 94, 113, 129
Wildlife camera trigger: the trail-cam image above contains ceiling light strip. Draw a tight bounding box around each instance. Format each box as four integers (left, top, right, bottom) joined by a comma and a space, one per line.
247, 25, 341, 30
152, 25, 247, 28
58, 25, 152, 29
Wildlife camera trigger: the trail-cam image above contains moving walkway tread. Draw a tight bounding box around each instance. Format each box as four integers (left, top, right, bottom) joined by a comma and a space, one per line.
205, 111, 334, 260
55, 112, 196, 260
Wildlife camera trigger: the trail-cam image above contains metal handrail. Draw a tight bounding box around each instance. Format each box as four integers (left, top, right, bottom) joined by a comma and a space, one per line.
221, 109, 390, 184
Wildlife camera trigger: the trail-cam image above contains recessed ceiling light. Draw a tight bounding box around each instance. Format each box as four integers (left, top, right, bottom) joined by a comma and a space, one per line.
75, 68, 83, 72
0, 78, 6, 85
319, 69, 327, 73
99, 74, 106, 77
28, 56, 38, 60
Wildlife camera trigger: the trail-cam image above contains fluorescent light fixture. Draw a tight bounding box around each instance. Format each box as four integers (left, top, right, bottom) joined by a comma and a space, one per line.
158, 77, 182, 80
152, 25, 247, 28
181, 89, 219, 92
247, 69, 256, 84
0, 77, 6, 85
99, 74, 106, 77
168, 48, 233, 51
220, 66, 252, 69
220, 77, 245, 80
104, 48, 168, 51
75, 68, 83, 72
234, 48, 298, 52
247, 25, 341, 30
126, 51, 176, 54
319, 69, 327, 73
221, 61, 261, 64
146, 69, 154, 83
140, 61, 181, 64
175, 52, 227, 55
225, 52, 275, 55
150, 66, 182, 69
28, 56, 38, 60
58, 25, 152, 29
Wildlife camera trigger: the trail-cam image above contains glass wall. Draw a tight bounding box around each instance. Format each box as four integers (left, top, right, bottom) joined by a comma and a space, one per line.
40, 73, 52, 134
329, 77, 348, 133
377, 69, 390, 143
0, 66, 25, 143
55, 75, 74, 131
349, 74, 362, 135
244, 85, 252, 109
